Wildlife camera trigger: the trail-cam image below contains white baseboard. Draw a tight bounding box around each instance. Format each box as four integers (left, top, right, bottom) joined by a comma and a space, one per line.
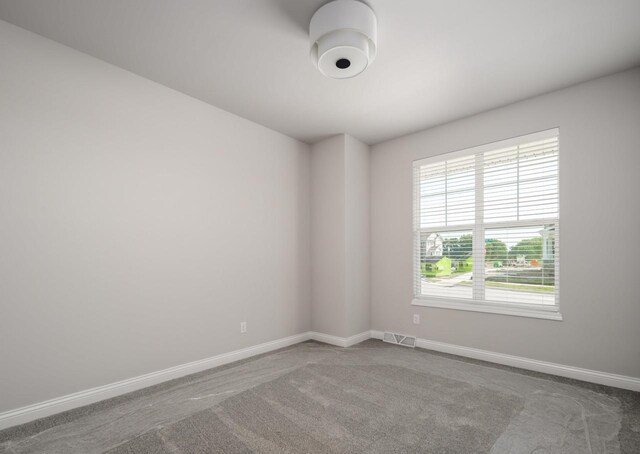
0, 332, 312, 431
371, 330, 640, 391
309, 330, 372, 347
5, 329, 635, 432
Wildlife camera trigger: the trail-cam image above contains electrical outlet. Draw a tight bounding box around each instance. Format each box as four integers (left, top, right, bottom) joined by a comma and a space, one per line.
413, 314, 420, 325
240, 321, 247, 333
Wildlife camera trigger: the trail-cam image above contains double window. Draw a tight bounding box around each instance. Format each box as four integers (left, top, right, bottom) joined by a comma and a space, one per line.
413, 129, 560, 320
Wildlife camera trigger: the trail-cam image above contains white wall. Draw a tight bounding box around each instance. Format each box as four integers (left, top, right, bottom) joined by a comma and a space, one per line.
371, 67, 640, 378
0, 20, 311, 413
311, 135, 347, 337
345, 135, 371, 336
310, 134, 371, 338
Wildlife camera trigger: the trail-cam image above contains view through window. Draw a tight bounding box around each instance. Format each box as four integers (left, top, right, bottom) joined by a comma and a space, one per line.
413, 130, 559, 317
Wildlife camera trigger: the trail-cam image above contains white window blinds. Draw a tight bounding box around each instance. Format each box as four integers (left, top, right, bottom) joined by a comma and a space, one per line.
413, 129, 560, 318
483, 137, 559, 222
418, 155, 475, 228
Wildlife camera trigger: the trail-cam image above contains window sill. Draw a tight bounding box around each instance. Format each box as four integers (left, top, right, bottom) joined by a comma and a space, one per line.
411, 298, 563, 321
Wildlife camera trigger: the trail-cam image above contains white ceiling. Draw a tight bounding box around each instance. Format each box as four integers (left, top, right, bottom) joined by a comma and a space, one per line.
1, 0, 640, 144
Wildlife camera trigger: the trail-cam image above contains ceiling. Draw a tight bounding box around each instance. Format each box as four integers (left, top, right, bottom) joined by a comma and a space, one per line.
1, 0, 640, 144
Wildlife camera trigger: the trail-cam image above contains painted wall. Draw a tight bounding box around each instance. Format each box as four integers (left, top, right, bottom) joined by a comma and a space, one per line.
0, 21, 311, 413
371, 67, 640, 378
311, 135, 347, 337
345, 135, 371, 336
311, 134, 371, 338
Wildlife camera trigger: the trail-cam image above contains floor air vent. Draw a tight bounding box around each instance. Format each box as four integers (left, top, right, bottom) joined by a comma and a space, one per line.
382, 332, 416, 348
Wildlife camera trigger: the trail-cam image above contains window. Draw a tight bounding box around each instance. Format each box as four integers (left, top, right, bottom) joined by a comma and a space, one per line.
413, 129, 560, 320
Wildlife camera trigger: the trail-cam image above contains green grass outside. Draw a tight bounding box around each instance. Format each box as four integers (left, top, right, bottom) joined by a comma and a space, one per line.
458, 280, 555, 293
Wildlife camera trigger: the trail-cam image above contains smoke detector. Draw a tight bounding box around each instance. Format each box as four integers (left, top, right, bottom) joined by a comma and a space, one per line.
309, 0, 377, 79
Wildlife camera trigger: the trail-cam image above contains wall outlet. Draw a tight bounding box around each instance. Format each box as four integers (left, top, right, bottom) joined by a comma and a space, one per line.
240, 321, 247, 333
413, 314, 420, 325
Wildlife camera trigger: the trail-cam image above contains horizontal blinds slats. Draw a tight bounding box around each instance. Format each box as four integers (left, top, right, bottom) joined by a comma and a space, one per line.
416, 136, 558, 229
419, 155, 475, 229
414, 131, 559, 308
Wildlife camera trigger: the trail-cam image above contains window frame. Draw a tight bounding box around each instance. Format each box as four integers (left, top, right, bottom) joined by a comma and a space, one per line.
412, 129, 562, 321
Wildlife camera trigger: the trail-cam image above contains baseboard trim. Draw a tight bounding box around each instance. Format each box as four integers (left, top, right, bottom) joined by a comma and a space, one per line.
8, 329, 633, 432
0, 332, 312, 431
371, 330, 640, 391
310, 330, 372, 347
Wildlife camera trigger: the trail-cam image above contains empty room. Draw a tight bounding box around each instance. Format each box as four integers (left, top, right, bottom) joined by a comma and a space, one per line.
1, 1, 639, 453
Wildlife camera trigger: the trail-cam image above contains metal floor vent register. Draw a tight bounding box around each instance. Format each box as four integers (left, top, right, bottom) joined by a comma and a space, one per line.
383, 332, 416, 348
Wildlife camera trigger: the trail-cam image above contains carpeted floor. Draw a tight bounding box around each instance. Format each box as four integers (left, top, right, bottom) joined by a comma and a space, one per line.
0, 340, 638, 453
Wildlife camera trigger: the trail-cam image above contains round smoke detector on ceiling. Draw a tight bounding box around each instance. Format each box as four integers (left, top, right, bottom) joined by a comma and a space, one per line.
309, 0, 377, 79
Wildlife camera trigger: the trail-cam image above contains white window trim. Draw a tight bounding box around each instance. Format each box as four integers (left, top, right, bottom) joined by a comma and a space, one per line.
413, 129, 559, 167
411, 298, 563, 321
413, 129, 561, 321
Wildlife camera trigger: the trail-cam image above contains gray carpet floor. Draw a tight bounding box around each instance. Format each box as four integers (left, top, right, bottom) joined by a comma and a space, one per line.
0, 340, 638, 453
